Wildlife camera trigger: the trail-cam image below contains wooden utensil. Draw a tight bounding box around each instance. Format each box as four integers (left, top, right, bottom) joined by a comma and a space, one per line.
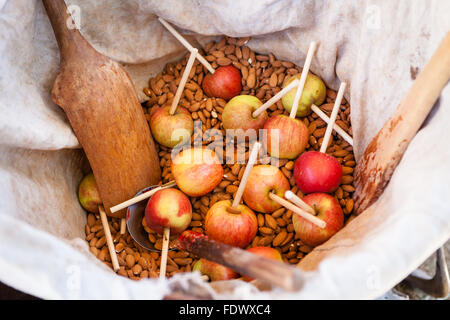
177, 231, 304, 291
354, 32, 450, 214
43, 0, 161, 218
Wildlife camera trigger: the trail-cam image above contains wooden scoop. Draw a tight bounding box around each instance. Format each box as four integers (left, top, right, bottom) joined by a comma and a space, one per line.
43, 0, 161, 218
354, 32, 450, 214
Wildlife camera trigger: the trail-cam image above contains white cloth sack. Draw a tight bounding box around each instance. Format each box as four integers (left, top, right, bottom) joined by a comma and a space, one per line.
0, 0, 449, 299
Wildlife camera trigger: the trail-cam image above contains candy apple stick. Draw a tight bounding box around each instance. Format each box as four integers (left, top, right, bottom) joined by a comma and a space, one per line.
311, 104, 353, 146
158, 17, 215, 74
230, 142, 261, 210
99, 205, 120, 272
269, 193, 326, 228
284, 190, 315, 215
159, 227, 170, 278
169, 48, 198, 115
120, 218, 126, 235
320, 82, 347, 153
252, 79, 300, 118
289, 41, 318, 118
109, 180, 177, 214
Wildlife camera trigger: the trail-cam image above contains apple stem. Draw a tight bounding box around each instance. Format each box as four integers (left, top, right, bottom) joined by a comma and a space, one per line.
311, 104, 353, 146
284, 191, 315, 215
268, 193, 326, 229
109, 180, 177, 214
169, 48, 198, 116
158, 17, 215, 74
231, 142, 261, 208
289, 41, 318, 119
159, 227, 171, 279
98, 205, 120, 272
120, 217, 126, 234
252, 79, 300, 118
320, 82, 347, 153
201, 275, 209, 281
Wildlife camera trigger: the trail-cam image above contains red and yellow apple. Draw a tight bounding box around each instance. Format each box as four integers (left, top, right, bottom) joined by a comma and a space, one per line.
243, 246, 283, 281
222, 95, 268, 131
243, 165, 290, 213
149, 105, 193, 148
193, 258, 239, 281
294, 151, 342, 193
171, 148, 223, 197
281, 73, 326, 117
205, 200, 257, 248
78, 173, 101, 213
263, 115, 309, 159
202, 65, 242, 100
292, 193, 343, 246
145, 188, 192, 235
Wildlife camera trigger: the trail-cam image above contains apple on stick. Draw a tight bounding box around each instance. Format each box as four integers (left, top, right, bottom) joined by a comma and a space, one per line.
222, 95, 268, 131
78, 173, 120, 272
145, 188, 192, 278
149, 49, 197, 148
242, 247, 282, 282
294, 82, 347, 193
193, 258, 239, 281
205, 142, 261, 248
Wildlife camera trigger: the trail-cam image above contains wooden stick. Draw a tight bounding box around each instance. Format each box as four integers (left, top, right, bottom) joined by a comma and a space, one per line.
231, 142, 261, 209
169, 49, 198, 115
177, 231, 304, 291
269, 193, 326, 228
99, 205, 120, 272
159, 227, 170, 278
109, 180, 176, 213
290, 41, 318, 118
320, 82, 347, 153
158, 17, 215, 74
284, 190, 315, 215
311, 104, 353, 146
252, 79, 299, 118
120, 218, 126, 235
354, 32, 450, 214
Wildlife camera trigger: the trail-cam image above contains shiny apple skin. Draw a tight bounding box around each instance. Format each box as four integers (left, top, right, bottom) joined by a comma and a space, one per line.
281, 73, 326, 117
149, 105, 193, 148
222, 95, 268, 131
294, 151, 342, 193
202, 65, 242, 100
205, 200, 257, 248
145, 188, 192, 235
193, 258, 239, 281
292, 193, 343, 246
263, 114, 309, 159
243, 165, 290, 213
78, 173, 102, 213
171, 148, 223, 197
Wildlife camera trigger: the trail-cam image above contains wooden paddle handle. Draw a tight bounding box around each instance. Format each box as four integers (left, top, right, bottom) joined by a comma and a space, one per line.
177, 231, 304, 291
354, 32, 450, 214
42, 0, 87, 60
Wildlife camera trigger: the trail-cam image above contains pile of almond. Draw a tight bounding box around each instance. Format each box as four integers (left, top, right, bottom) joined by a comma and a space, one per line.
84, 36, 356, 280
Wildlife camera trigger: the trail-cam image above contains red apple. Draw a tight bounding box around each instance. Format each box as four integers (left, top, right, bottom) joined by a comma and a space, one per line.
243, 165, 290, 213
292, 193, 343, 246
222, 95, 268, 131
243, 246, 283, 281
193, 258, 239, 281
171, 148, 223, 197
263, 114, 309, 159
145, 188, 192, 235
78, 173, 101, 213
202, 65, 242, 100
150, 105, 193, 148
294, 151, 342, 193
205, 200, 257, 248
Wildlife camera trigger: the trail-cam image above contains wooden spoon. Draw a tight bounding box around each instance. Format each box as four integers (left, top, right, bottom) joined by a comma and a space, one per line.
43, 0, 161, 218
354, 32, 450, 214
